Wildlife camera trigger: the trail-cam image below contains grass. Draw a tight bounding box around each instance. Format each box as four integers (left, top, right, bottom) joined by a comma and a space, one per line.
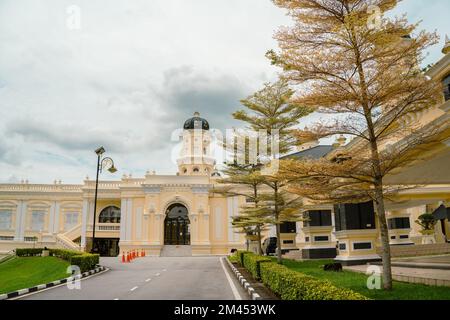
0, 256, 71, 294
279, 258, 450, 300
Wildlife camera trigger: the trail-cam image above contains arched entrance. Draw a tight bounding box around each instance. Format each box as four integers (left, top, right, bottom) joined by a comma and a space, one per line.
164, 203, 190, 245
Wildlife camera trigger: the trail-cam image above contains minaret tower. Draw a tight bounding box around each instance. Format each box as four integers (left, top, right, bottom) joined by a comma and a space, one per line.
177, 112, 216, 176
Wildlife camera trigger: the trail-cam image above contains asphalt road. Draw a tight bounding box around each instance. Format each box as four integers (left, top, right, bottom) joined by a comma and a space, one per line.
18, 256, 248, 300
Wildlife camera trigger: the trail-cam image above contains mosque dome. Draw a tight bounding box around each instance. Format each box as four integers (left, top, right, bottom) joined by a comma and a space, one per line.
183, 112, 210, 130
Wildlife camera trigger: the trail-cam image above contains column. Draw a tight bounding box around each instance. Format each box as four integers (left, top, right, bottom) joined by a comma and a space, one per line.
135, 207, 143, 240
119, 198, 127, 242
53, 202, 60, 234
14, 201, 24, 241
49, 202, 55, 234
81, 199, 89, 248
126, 199, 133, 241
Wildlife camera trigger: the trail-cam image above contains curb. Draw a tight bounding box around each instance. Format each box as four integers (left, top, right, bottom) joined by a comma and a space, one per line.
224, 257, 262, 300
0, 265, 107, 300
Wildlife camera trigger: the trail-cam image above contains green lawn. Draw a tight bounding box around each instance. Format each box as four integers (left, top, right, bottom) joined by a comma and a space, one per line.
0, 256, 71, 294
280, 258, 450, 300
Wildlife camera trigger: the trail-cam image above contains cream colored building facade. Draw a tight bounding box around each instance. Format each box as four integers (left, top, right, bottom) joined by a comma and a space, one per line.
0, 113, 246, 256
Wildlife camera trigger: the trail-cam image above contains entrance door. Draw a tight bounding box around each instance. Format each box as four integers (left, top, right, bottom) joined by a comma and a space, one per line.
164, 204, 190, 245
93, 238, 120, 257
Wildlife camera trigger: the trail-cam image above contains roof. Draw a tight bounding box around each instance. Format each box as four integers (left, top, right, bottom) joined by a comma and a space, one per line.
183, 112, 210, 130
281, 145, 334, 160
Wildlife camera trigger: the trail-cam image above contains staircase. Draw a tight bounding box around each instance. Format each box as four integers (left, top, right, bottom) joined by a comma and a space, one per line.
160, 245, 192, 257
282, 249, 302, 260
56, 234, 81, 251
63, 223, 82, 241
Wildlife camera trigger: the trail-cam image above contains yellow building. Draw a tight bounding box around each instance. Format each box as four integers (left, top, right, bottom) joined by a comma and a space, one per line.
0, 113, 246, 256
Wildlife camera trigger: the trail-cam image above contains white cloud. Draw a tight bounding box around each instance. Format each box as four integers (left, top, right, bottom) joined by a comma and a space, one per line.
0, 0, 448, 183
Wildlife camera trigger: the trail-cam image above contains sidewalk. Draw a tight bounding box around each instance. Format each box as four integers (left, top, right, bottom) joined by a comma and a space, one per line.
344, 264, 450, 287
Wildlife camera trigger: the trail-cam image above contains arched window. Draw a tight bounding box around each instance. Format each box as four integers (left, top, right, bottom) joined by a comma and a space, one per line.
193, 167, 199, 173
443, 74, 450, 101
99, 206, 121, 223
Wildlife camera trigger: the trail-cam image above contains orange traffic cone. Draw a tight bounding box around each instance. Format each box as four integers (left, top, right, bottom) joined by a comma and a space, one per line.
122, 252, 126, 263
126, 252, 130, 263
143, 250, 146, 257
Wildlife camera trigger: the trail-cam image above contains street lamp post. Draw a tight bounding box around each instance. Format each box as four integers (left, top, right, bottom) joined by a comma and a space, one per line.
91, 146, 117, 254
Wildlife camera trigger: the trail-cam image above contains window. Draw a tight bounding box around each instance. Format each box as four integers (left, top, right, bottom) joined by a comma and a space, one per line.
245, 197, 255, 203
339, 243, 346, 251
193, 167, 199, 173
353, 242, 372, 250
399, 235, 409, 239
31, 211, 45, 231
314, 236, 329, 242
334, 201, 375, 231
280, 222, 296, 233
65, 212, 79, 231
283, 240, 294, 244
303, 210, 332, 227
99, 206, 121, 223
443, 74, 450, 101
388, 217, 410, 229
0, 210, 12, 230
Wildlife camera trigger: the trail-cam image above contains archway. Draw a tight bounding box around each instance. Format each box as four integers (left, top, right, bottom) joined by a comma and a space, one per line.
164, 203, 190, 245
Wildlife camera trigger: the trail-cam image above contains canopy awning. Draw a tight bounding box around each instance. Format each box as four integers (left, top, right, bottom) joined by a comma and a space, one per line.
432, 204, 450, 220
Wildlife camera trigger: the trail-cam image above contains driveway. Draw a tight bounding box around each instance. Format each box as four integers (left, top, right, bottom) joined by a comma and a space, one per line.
18, 256, 248, 300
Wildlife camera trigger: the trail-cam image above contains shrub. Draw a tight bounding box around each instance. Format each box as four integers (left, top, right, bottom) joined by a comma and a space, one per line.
50, 249, 99, 273
16, 248, 44, 257
236, 250, 252, 266
70, 254, 100, 273
228, 253, 239, 264
242, 253, 271, 280
259, 262, 368, 300
49, 249, 80, 261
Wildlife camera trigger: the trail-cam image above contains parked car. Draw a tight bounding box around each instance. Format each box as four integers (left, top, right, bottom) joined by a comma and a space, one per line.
262, 237, 277, 256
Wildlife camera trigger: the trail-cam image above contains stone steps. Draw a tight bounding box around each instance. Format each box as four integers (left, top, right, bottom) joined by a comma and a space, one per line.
160, 245, 192, 257
282, 249, 302, 260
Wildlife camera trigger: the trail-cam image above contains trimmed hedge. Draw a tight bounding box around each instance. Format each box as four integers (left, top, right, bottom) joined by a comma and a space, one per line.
236, 250, 252, 266
242, 253, 271, 280
16, 248, 44, 257
50, 249, 99, 273
70, 254, 100, 273
15, 248, 99, 273
259, 262, 368, 300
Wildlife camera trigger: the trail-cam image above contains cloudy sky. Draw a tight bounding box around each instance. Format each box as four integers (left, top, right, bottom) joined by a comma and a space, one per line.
0, 0, 448, 184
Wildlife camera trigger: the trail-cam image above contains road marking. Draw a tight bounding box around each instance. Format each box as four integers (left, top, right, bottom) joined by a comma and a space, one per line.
114, 298, 119, 300
145, 278, 151, 282
220, 257, 242, 300
162, 269, 167, 272
155, 273, 161, 276
130, 286, 138, 292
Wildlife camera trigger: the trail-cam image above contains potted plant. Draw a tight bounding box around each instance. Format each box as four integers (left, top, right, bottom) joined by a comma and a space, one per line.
415, 213, 437, 244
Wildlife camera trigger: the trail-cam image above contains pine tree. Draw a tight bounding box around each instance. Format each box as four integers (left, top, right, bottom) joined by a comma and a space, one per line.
232, 79, 312, 263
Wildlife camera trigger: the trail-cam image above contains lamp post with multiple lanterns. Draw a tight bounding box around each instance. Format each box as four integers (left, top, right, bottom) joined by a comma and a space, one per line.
91, 146, 117, 253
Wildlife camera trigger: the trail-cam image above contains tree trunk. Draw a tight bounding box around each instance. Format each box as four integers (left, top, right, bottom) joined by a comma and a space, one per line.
274, 183, 282, 264
276, 220, 282, 264
256, 225, 263, 255
374, 177, 393, 290
347, 15, 393, 290
254, 184, 263, 256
